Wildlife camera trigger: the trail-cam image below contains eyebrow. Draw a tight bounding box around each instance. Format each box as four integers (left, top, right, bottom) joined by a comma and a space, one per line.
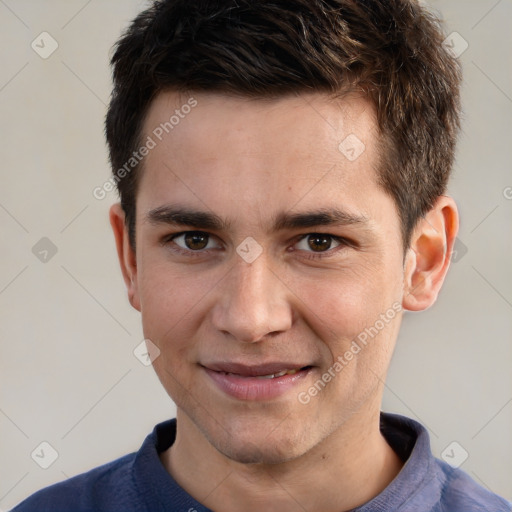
146, 205, 368, 232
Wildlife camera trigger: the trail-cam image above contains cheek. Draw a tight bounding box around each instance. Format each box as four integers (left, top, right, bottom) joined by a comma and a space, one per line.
292, 266, 403, 406
288, 260, 402, 343
137, 262, 209, 349
139, 251, 216, 308
137, 266, 206, 402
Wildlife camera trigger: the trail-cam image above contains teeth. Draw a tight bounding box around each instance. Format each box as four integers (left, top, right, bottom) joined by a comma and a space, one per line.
224, 368, 302, 379
256, 373, 277, 379
256, 369, 300, 379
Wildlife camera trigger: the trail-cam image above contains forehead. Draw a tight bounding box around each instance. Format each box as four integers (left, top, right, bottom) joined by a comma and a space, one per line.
137, 90, 388, 228
142, 90, 377, 158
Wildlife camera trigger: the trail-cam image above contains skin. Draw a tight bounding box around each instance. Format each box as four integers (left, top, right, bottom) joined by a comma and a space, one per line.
110, 90, 458, 512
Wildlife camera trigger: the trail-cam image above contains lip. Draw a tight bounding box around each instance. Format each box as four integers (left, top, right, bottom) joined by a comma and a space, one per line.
202, 362, 313, 401
204, 361, 308, 377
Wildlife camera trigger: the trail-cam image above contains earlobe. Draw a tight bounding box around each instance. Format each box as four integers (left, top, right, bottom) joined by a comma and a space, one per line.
402, 196, 459, 312
109, 203, 141, 312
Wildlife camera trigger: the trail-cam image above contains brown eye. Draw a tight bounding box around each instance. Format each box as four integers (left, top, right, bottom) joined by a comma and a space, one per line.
307, 234, 333, 252
293, 233, 346, 259
183, 232, 209, 250
169, 231, 220, 252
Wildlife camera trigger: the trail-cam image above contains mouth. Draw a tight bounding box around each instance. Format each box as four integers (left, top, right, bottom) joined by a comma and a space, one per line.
201, 362, 314, 401
219, 367, 310, 379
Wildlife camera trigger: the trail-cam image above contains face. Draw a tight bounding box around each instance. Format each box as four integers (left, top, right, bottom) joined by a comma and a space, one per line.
126, 91, 409, 464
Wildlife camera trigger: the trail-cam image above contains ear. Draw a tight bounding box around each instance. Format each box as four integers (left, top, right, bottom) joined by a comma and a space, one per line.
402, 195, 459, 311
109, 203, 141, 312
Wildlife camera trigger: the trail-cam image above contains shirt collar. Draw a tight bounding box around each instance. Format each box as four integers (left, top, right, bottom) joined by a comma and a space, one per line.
132, 412, 435, 512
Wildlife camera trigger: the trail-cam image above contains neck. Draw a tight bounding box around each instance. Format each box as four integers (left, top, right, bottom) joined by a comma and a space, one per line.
160, 404, 403, 512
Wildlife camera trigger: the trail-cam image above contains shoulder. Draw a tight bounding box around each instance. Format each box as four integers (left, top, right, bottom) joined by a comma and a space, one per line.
434, 458, 511, 512
378, 413, 511, 512
11, 419, 178, 512
11, 452, 140, 512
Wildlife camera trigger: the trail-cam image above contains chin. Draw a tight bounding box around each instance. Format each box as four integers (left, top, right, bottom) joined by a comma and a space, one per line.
219, 440, 302, 465
208, 424, 314, 465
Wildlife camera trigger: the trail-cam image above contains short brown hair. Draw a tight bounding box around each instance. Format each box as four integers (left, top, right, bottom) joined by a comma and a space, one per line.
105, 0, 462, 248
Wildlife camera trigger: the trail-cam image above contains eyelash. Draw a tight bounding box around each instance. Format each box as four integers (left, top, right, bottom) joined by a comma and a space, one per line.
161, 231, 352, 260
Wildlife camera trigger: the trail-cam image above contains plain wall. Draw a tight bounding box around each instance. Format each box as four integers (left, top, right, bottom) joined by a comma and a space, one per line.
1, 0, 511, 509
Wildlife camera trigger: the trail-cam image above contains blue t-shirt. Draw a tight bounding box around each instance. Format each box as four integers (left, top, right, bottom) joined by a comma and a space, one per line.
11, 413, 511, 512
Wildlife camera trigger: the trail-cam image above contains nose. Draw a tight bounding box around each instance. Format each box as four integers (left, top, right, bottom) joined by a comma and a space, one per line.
211, 254, 293, 343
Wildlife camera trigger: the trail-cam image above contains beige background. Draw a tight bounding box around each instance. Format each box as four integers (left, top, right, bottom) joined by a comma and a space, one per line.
1, 0, 511, 508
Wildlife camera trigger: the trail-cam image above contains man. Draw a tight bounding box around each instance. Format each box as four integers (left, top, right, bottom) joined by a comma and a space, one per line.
12, 0, 511, 511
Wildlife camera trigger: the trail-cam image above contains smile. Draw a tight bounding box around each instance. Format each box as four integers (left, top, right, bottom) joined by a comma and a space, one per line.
202, 363, 313, 401
223, 368, 301, 379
